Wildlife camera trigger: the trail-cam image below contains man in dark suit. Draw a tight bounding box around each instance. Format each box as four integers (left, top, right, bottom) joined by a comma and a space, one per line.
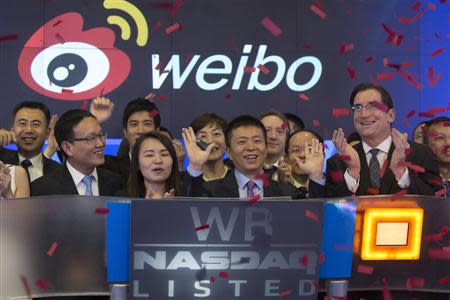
325, 83, 441, 196
183, 115, 297, 198
0, 101, 60, 182
31, 110, 122, 196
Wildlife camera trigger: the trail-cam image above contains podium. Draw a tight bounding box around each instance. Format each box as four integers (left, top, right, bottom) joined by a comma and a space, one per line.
0, 195, 449, 299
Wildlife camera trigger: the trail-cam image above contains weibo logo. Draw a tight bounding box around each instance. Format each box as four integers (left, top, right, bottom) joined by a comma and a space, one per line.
18, 12, 131, 101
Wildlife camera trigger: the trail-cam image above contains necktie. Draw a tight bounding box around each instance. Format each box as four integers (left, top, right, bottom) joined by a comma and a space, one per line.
82, 175, 95, 196
20, 159, 32, 182
444, 180, 450, 197
246, 180, 256, 198
369, 148, 380, 189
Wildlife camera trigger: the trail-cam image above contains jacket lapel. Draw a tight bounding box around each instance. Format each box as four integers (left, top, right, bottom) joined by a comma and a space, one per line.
355, 143, 371, 194
61, 165, 79, 195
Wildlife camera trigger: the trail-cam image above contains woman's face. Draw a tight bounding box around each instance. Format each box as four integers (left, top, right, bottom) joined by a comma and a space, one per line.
195, 123, 227, 161
138, 138, 173, 184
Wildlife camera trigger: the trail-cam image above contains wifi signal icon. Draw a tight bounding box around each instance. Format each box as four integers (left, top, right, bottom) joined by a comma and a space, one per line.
103, 0, 149, 46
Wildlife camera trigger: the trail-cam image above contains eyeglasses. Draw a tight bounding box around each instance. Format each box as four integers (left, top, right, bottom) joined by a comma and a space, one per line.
351, 102, 378, 113
67, 131, 107, 145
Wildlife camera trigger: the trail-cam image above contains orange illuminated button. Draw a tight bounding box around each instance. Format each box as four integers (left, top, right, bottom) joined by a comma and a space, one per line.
361, 208, 423, 260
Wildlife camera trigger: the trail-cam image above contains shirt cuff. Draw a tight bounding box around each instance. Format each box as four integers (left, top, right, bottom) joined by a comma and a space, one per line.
344, 168, 359, 193
397, 168, 410, 188
187, 165, 203, 177
311, 178, 325, 186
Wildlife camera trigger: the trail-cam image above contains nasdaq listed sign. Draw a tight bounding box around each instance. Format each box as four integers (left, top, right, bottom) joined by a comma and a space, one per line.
131, 200, 323, 300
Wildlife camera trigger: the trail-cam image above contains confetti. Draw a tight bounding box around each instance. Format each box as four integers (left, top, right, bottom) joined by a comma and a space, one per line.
357, 264, 374, 274
47, 242, 58, 257
55, 33, 65, 44
80, 100, 88, 110
301, 44, 313, 49
244, 66, 256, 73
170, 0, 184, 17
339, 43, 354, 55
0, 34, 18, 42
281, 120, 289, 129
210, 276, 216, 283
428, 2, 437, 10
377, 72, 394, 81
367, 187, 380, 195
225, 93, 232, 100
390, 189, 407, 200
20, 275, 32, 299
418, 111, 434, 118
406, 277, 424, 290
346, 67, 356, 79
310, 4, 327, 19
428, 248, 450, 259
195, 224, 210, 231
279, 290, 292, 297
408, 164, 425, 173
428, 106, 447, 114
411, 1, 421, 10
258, 64, 270, 75
424, 232, 444, 242
165, 23, 181, 34
330, 170, 344, 182
152, 21, 161, 31
218, 271, 229, 279
300, 255, 308, 267
312, 119, 320, 127
427, 67, 442, 87
255, 172, 270, 188
397, 69, 423, 89
398, 8, 425, 24
381, 23, 404, 46
305, 209, 319, 222
434, 188, 446, 197
406, 110, 416, 118
332, 108, 350, 118
149, 108, 159, 118
365, 56, 373, 63
319, 252, 325, 264
380, 159, 389, 177
438, 275, 450, 285
402, 118, 411, 127
298, 93, 310, 101
248, 194, 261, 205
260, 17, 282, 37
431, 48, 444, 57
36, 278, 49, 291
337, 155, 351, 161
372, 101, 389, 113
95, 207, 110, 215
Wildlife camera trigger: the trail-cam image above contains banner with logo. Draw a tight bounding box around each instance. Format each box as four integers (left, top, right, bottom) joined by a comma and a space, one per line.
131, 200, 323, 300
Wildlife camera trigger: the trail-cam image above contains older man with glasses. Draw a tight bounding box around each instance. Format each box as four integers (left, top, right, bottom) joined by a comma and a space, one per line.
325, 83, 441, 197
31, 109, 122, 196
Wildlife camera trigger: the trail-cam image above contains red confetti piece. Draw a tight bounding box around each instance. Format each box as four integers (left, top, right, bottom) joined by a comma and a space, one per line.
95, 207, 110, 215
225, 93, 232, 100
315, 0, 325, 8
218, 271, 229, 279
444, 121, 450, 127
248, 194, 261, 205
61, 89, 73, 94
382, 286, 393, 300
80, 100, 88, 110
300, 255, 308, 267
428, 106, 447, 115
380, 159, 389, 178
281, 120, 289, 130
404, 147, 412, 157
47, 242, 58, 257
428, 248, 450, 259
431, 48, 444, 57
399, 8, 425, 24
381, 23, 404, 46
418, 111, 434, 118
428, 178, 443, 186
152, 21, 161, 31
260, 17, 282, 37
279, 290, 292, 297
337, 155, 351, 161
428, 2, 437, 10
390, 189, 407, 200
346, 67, 356, 79
195, 224, 210, 231
0, 34, 18, 42
365, 56, 373, 63
298, 93, 310, 101
397, 69, 423, 89
150, 2, 174, 9
406, 277, 424, 290
402, 118, 411, 127
408, 163, 425, 173
55, 33, 65, 44
155, 61, 164, 70
36, 278, 49, 291
312, 119, 320, 127
339, 43, 354, 55
254, 172, 270, 188
330, 170, 344, 182
52, 20, 62, 27
357, 264, 374, 274
165, 23, 181, 34
332, 108, 350, 118
424, 232, 444, 242
367, 187, 380, 195
301, 44, 313, 49
149, 108, 159, 118
377, 72, 394, 81
258, 64, 270, 75
427, 67, 442, 87
244, 66, 256, 73
20, 275, 32, 299
210, 276, 216, 283
372, 101, 389, 113
406, 110, 416, 118
305, 209, 319, 222
319, 252, 325, 264
169, 0, 184, 17
345, 7, 352, 14
434, 188, 446, 197
439, 226, 449, 235
438, 275, 450, 285
310, 4, 327, 19
412, 1, 421, 11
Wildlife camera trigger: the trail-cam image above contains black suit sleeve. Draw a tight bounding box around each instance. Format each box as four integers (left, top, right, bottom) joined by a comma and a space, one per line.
325, 155, 353, 197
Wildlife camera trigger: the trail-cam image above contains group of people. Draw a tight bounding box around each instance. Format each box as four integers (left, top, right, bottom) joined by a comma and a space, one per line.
0, 82, 447, 200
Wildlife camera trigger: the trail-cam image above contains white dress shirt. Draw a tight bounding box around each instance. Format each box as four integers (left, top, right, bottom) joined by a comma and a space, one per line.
18, 153, 44, 182
66, 161, 100, 196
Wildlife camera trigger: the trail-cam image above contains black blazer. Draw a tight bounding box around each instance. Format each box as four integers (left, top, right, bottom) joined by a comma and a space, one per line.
325, 141, 442, 196
183, 170, 294, 198
101, 154, 130, 183
0, 147, 60, 176
31, 164, 123, 196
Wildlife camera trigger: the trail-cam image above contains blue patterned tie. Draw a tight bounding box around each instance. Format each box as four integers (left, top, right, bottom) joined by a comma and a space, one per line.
82, 175, 94, 196
246, 180, 256, 198
369, 148, 380, 189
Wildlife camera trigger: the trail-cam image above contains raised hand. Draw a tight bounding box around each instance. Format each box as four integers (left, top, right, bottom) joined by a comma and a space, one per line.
0, 162, 12, 198
90, 97, 115, 124
332, 128, 360, 178
294, 139, 325, 180
182, 127, 215, 171
43, 114, 59, 158
277, 156, 294, 185
164, 188, 175, 198
390, 128, 410, 180
0, 129, 15, 147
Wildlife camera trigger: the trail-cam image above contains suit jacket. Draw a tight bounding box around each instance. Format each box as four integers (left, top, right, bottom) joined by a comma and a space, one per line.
325, 141, 442, 196
183, 170, 295, 198
31, 164, 123, 196
0, 147, 60, 176
101, 154, 130, 183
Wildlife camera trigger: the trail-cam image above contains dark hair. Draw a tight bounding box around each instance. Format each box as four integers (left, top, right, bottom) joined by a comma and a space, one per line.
284, 113, 305, 131
122, 98, 161, 129
349, 83, 394, 109
128, 131, 180, 197
159, 126, 174, 140
286, 129, 324, 154
55, 109, 95, 157
347, 131, 361, 144
189, 113, 227, 135
424, 117, 450, 145
13, 101, 51, 126
225, 115, 267, 147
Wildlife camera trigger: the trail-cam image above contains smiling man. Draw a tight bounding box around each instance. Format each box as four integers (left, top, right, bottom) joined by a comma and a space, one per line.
325, 83, 441, 196
184, 115, 293, 198
31, 110, 122, 196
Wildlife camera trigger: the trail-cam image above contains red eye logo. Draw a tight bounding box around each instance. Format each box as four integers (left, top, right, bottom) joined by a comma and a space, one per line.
18, 12, 131, 100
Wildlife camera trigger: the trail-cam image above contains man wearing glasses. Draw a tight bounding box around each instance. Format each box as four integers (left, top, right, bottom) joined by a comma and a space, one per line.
31, 109, 122, 196
325, 83, 441, 196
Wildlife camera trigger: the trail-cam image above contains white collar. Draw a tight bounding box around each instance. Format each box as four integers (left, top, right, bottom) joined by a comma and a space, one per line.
66, 160, 98, 186
18, 153, 43, 167
362, 135, 392, 155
